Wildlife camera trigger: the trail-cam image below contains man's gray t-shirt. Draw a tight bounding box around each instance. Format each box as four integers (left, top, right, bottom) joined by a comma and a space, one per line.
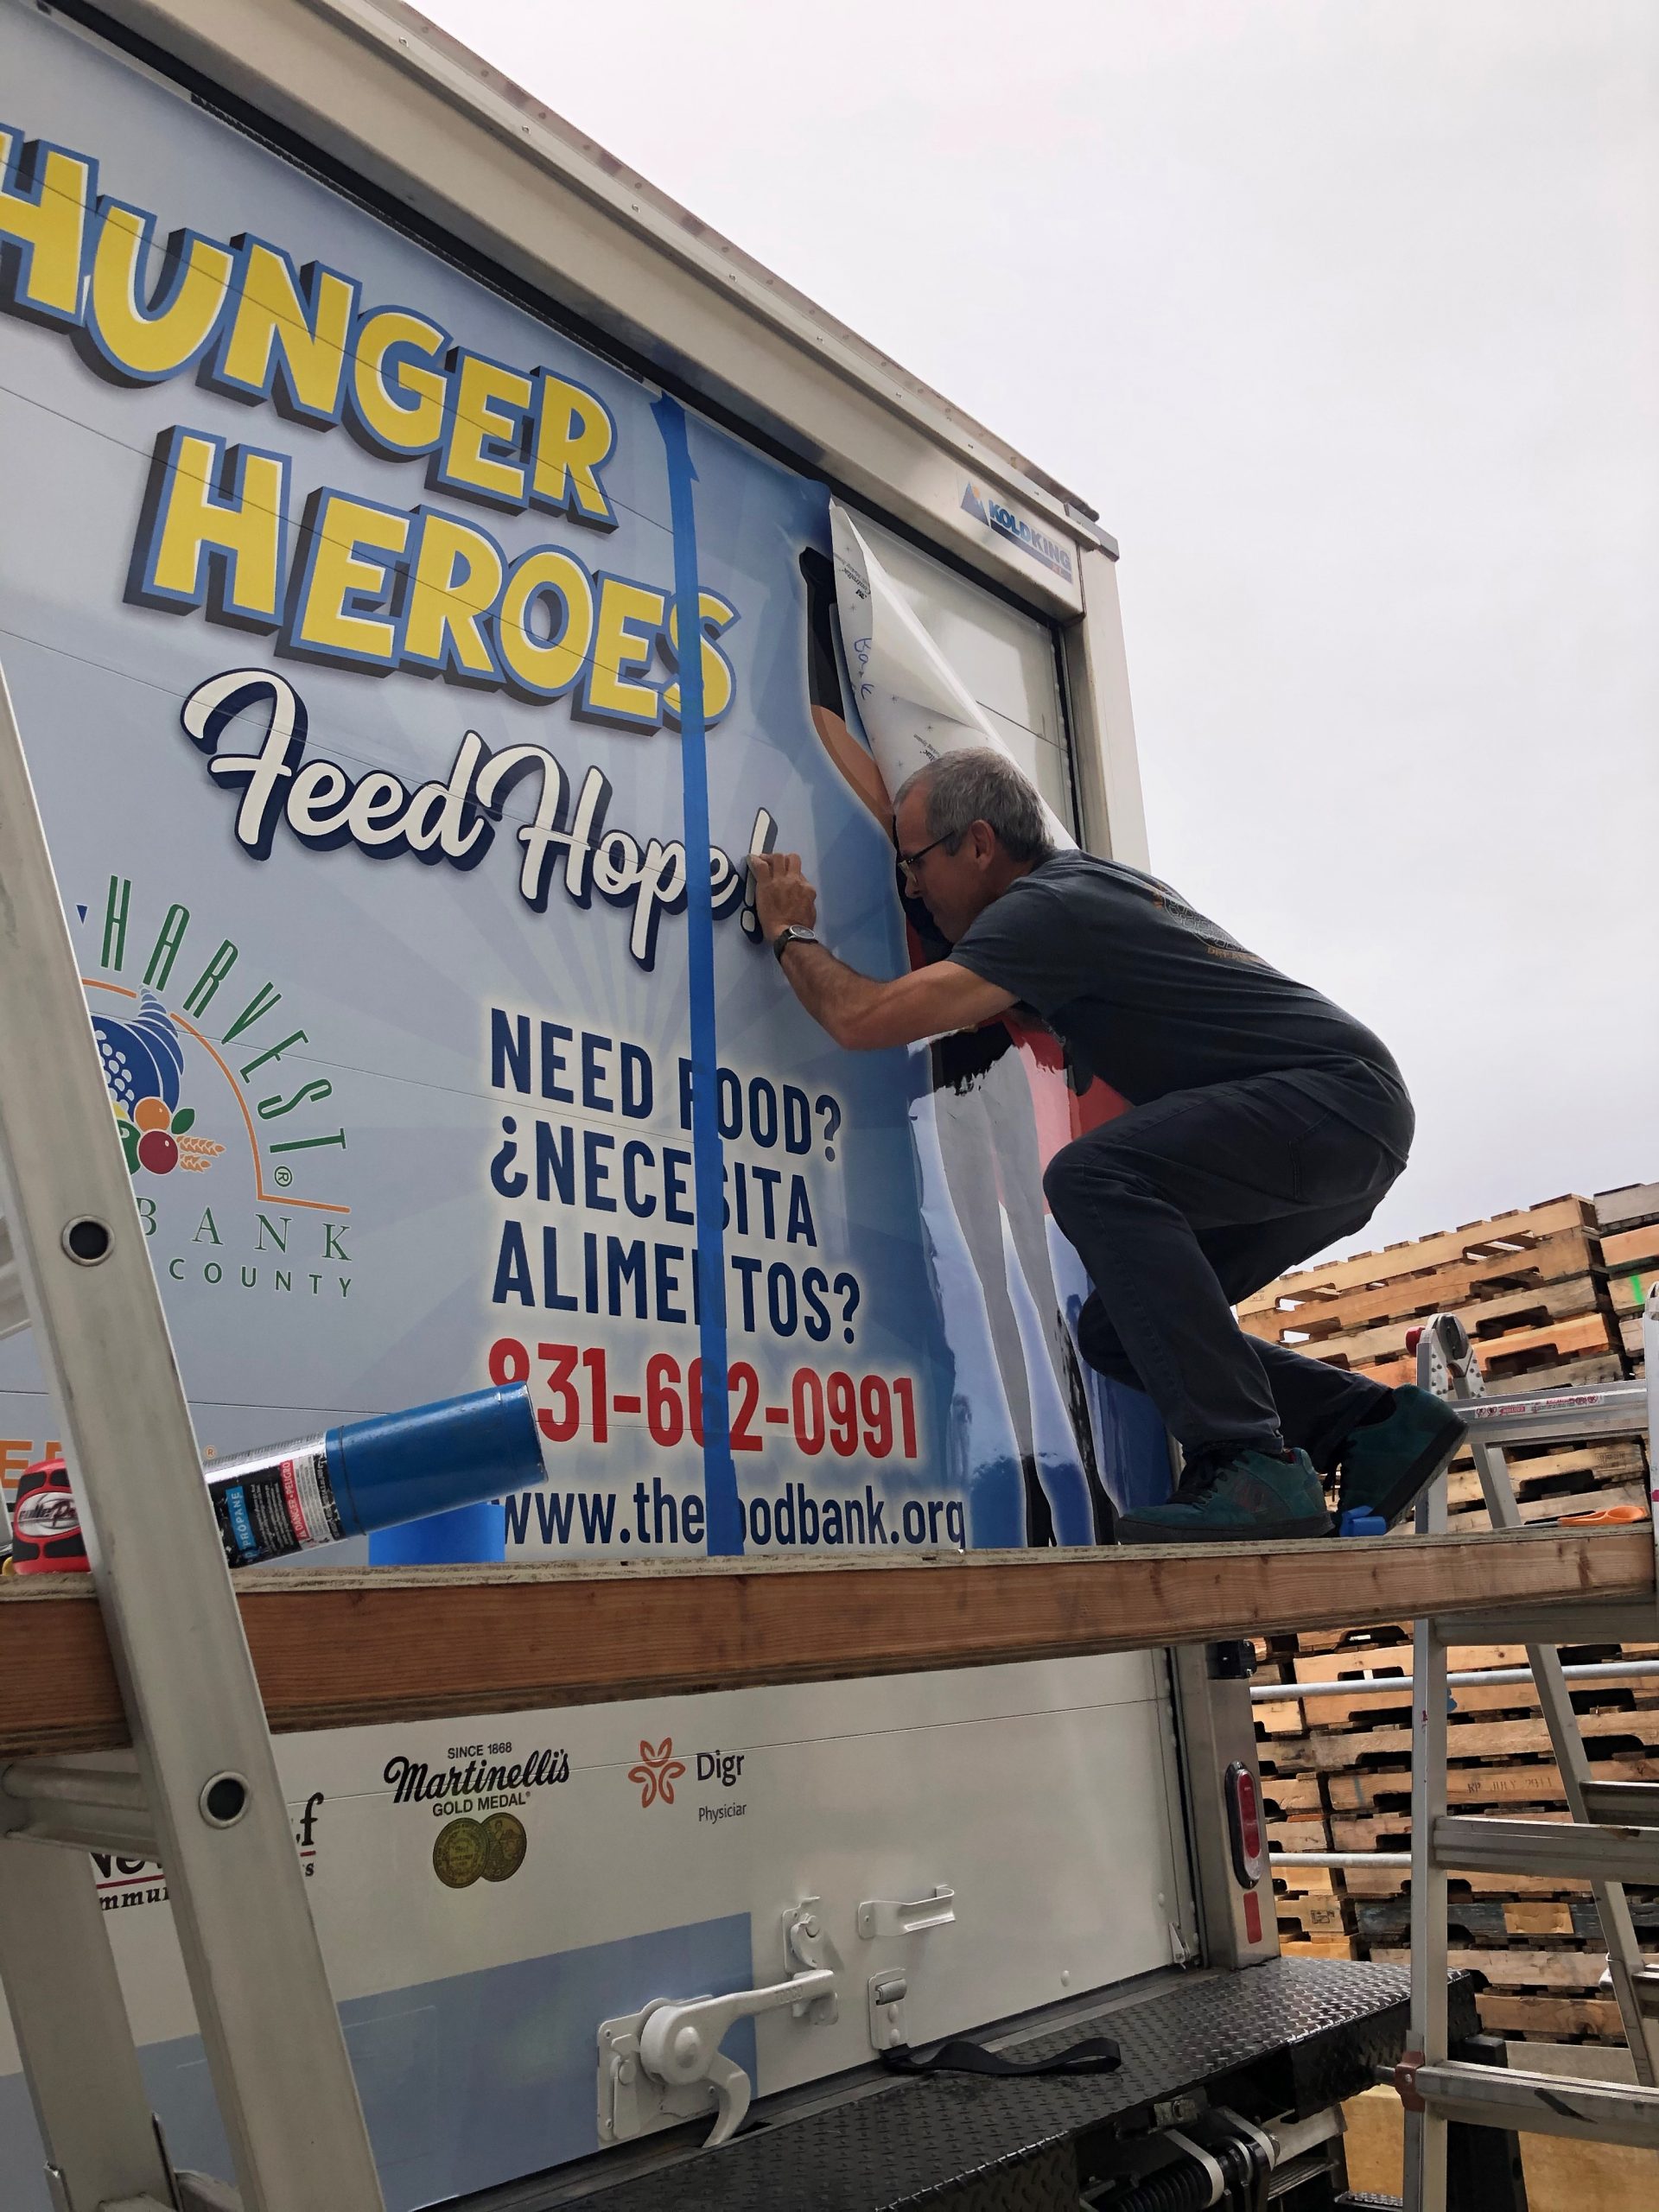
950, 851, 1411, 1151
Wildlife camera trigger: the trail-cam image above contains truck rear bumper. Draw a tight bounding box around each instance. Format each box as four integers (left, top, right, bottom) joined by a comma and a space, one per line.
456, 1956, 1477, 2210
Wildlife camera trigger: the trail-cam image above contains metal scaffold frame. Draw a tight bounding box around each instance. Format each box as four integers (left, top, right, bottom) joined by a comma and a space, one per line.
0, 658, 384, 2210
1396, 1309, 1659, 2211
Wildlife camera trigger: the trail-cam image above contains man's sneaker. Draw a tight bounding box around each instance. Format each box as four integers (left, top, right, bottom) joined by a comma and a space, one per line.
1334, 1385, 1466, 1530
1117, 1446, 1332, 1545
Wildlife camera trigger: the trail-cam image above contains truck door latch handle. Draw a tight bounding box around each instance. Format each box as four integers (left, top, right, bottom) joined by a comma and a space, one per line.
598, 1904, 842, 2152
856, 1885, 955, 1940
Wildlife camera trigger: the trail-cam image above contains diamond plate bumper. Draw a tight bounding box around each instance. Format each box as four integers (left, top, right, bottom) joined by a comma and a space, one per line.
459, 1957, 1478, 2211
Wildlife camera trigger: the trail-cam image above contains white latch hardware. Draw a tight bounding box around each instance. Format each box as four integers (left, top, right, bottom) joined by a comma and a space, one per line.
782, 1894, 841, 2022
597, 1901, 842, 2150
856, 1883, 954, 2051
855, 1884, 955, 1941
868, 1969, 909, 2050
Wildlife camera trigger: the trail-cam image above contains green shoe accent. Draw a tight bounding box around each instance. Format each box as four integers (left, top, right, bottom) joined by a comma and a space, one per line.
1117, 1446, 1332, 1545
1335, 1384, 1465, 1530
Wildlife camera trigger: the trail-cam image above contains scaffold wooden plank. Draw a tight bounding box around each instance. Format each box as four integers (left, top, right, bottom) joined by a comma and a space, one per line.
0, 1526, 1647, 1758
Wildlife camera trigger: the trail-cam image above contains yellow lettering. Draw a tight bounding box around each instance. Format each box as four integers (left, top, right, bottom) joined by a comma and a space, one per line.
530, 373, 617, 527
211, 242, 355, 423
0, 132, 92, 322
662, 591, 738, 726
497, 548, 594, 698
88, 205, 232, 382
135, 430, 285, 622
289, 493, 409, 663
350, 307, 447, 454
439, 352, 530, 507
401, 512, 503, 677
584, 577, 664, 725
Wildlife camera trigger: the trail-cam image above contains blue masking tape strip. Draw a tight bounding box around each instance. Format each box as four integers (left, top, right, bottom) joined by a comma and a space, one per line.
652, 394, 744, 1556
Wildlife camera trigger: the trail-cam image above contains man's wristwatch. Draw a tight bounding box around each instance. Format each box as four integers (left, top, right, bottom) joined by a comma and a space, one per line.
772, 925, 820, 963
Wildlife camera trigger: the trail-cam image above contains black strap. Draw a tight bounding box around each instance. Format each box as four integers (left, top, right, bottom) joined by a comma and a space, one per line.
880, 2033, 1121, 2079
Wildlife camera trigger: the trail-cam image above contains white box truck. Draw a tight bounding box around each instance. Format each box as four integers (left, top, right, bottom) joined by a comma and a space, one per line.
0, 4, 1497, 2206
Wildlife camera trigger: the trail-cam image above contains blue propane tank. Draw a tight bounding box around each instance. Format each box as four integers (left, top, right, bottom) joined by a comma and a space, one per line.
206, 1383, 542, 1568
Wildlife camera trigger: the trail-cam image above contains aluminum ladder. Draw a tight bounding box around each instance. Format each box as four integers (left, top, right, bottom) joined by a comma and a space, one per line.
0, 661, 385, 2210
1397, 1306, 1659, 2210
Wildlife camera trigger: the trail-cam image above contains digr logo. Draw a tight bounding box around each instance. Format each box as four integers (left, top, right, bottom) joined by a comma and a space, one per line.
630, 1738, 745, 1807
629, 1738, 686, 1808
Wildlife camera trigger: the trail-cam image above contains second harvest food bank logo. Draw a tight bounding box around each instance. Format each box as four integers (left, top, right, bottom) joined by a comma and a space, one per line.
97, 989, 221, 1180
75, 875, 355, 1305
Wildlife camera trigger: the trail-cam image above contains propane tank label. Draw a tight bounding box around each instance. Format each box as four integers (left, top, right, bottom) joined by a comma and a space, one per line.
210, 1446, 342, 1567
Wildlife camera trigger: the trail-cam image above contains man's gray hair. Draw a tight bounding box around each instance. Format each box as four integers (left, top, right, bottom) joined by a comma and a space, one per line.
894, 748, 1055, 864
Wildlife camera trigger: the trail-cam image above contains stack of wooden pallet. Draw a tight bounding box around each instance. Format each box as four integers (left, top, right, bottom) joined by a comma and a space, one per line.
1239, 1192, 1623, 1394
1599, 1179, 1658, 1377
1248, 1186, 1657, 2044
1260, 1617, 1659, 2042
1239, 1194, 1639, 1531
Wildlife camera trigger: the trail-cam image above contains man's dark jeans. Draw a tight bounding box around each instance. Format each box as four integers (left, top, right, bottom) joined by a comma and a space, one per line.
1042, 1065, 1412, 1467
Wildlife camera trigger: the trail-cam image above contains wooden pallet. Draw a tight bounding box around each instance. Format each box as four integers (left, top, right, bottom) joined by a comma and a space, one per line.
1597, 1183, 1659, 1237
1268, 1280, 1611, 1373
1278, 1933, 1359, 1960
1598, 1186, 1658, 1377
1274, 1891, 1354, 1944
1357, 1325, 1623, 1393
1324, 1753, 1659, 1815
1446, 1440, 1647, 1511
1605, 1224, 1659, 1281
1355, 1897, 1659, 1947
1475, 1993, 1624, 2039
1373, 1944, 1617, 1993
1242, 1225, 1605, 1348
1311, 1705, 1659, 1773
1238, 1195, 1597, 1320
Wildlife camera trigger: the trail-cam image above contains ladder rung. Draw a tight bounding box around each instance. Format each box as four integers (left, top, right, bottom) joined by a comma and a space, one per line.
1452, 1382, 1651, 1448
1409, 2060, 1659, 2149
175, 2174, 245, 2212
0, 1754, 160, 1859
1433, 1815, 1659, 1885
1583, 1779, 1659, 1827
0, 1215, 25, 1340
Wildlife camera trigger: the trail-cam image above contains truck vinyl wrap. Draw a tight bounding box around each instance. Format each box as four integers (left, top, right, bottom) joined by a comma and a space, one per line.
0, 5, 1191, 2201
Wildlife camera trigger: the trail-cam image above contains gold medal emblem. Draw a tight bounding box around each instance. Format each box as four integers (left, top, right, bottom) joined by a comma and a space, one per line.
480, 1812, 528, 1883
432, 1816, 486, 1889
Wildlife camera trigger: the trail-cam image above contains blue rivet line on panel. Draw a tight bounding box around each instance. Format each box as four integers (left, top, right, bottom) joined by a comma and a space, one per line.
652, 393, 743, 1556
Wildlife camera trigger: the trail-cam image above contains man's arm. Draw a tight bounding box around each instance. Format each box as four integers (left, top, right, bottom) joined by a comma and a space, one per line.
750, 851, 1014, 1051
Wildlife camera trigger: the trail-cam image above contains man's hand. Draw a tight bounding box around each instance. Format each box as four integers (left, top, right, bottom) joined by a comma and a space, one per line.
749, 850, 817, 944
749, 844, 1016, 1050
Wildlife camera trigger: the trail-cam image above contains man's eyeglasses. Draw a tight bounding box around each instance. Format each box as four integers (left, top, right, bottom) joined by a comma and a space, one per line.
896, 832, 955, 886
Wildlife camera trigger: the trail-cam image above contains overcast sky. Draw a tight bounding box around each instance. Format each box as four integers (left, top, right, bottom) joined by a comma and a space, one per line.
423, 0, 1656, 1251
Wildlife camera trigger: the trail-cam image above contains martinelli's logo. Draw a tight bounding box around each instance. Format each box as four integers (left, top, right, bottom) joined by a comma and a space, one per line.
96, 989, 225, 1180
77, 877, 355, 1310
